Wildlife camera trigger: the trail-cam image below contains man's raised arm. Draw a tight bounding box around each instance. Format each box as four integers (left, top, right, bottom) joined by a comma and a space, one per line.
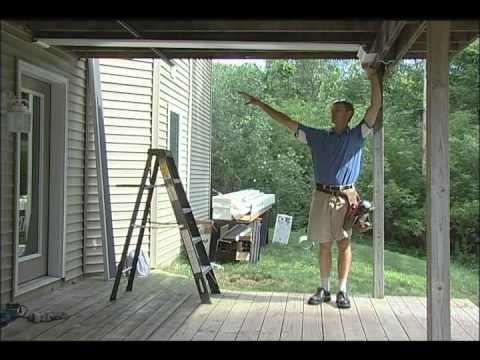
238, 91, 299, 132
362, 64, 382, 128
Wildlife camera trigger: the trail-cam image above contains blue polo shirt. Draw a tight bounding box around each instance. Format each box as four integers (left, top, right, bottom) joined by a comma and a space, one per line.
295, 121, 371, 186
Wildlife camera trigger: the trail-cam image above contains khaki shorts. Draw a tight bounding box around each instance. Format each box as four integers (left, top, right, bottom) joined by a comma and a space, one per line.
307, 189, 354, 244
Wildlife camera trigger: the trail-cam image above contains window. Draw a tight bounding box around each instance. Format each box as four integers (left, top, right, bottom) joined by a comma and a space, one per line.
169, 110, 180, 167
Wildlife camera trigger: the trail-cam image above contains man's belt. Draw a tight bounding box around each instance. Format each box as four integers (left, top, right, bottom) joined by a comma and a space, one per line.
316, 183, 353, 194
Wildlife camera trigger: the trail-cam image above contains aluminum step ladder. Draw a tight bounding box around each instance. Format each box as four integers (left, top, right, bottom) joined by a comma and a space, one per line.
110, 148, 220, 303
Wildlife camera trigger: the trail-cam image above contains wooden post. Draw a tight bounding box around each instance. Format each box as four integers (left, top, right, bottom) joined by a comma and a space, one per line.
426, 21, 451, 341
422, 61, 427, 177
373, 67, 385, 299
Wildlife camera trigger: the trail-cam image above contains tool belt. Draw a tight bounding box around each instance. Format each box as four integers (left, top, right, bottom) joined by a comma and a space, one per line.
316, 184, 374, 233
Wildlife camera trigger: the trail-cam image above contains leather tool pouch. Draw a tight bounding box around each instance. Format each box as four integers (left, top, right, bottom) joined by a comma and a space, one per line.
341, 189, 374, 233
341, 188, 359, 232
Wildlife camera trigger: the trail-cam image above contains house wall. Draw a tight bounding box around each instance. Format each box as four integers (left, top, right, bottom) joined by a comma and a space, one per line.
1, 22, 87, 301
189, 59, 212, 221
87, 58, 212, 274
84, 59, 153, 274
154, 59, 191, 267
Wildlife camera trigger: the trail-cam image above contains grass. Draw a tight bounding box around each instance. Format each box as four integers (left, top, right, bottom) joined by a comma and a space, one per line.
163, 228, 479, 305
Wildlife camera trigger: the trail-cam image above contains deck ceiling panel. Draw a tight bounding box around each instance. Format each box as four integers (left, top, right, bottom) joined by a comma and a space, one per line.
13, 20, 479, 60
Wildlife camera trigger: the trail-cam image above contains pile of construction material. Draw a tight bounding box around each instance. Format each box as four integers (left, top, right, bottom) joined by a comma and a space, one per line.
212, 189, 275, 221
216, 224, 253, 262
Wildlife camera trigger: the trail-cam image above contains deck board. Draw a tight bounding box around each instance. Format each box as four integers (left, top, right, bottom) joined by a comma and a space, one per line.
236, 292, 272, 341
339, 295, 366, 341
280, 292, 304, 341
147, 292, 200, 340
369, 297, 409, 341
170, 293, 224, 340
127, 290, 193, 340
102, 277, 183, 340
214, 292, 257, 341
321, 296, 345, 341
416, 297, 475, 341
35, 291, 128, 341
385, 296, 426, 341
302, 293, 323, 341
3, 280, 113, 341
353, 296, 388, 341
58, 277, 168, 340
258, 292, 288, 341
192, 291, 240, 341
3, 272, 478, 342
453, 299, 479, 325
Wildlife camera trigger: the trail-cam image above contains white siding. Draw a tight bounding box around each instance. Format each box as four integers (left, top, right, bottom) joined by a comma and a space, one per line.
83, 58, 212, 271
189, 60, 212, 220
1, 22, 87, 301
84, 58, 153, 275
154, 59, 191, 267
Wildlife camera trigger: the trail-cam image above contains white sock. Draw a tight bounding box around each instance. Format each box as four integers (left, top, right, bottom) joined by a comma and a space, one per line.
321, 277, 330, 291
338, 279, 347, 293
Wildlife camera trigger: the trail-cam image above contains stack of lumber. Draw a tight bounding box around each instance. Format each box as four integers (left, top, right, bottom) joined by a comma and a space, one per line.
212, 189, 275, 221
215, 224, 253, 262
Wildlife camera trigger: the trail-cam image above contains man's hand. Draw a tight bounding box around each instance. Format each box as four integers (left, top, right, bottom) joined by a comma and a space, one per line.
362, 63, 378, 80
238, 91, 261, 106
237, 91, 299, 132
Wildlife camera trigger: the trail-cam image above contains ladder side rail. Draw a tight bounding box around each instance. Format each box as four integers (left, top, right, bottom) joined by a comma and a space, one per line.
109, 152, 153, 301
126, 155, 161, 291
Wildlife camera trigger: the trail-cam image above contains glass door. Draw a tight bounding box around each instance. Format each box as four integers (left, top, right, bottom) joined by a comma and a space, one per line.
17, 75, 50, 284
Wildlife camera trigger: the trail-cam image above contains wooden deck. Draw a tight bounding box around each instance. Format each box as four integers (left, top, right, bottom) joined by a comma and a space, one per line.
1, 271, 478, 341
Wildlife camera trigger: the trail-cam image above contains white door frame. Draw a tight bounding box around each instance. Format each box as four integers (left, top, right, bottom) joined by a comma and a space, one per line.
13, 59, 69, 297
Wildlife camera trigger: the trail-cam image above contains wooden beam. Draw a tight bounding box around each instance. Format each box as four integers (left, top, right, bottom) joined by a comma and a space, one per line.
373, 67, 385, 299
31, 30, 378, 43
24, 20, 381, 33
387, 22, 427, 72
425, 21, 451, 341
369, 21, 407, 60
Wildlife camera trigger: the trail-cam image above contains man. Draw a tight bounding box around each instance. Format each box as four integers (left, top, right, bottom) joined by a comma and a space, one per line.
239, 63, 381, 309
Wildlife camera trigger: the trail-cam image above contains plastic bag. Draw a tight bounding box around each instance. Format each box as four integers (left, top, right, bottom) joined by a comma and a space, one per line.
126, 248, 150, 278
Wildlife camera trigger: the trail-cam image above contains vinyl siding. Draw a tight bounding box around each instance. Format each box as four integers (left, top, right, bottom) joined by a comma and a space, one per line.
1, 22, 87, 302
84, 58, 153, 275
189, 59, 212, 220
154, 59, 191, 267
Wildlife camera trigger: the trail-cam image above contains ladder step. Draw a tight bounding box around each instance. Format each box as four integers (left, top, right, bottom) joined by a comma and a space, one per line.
122, 266, 132, 273
182, 207, 192, 214
201, 265, 212, 275
116, 184, 165, 188
192, 236, 202, 244
173, 178, 181, 184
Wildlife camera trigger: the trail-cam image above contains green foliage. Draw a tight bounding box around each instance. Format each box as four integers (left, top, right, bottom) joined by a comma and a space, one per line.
211, 40, 479, 260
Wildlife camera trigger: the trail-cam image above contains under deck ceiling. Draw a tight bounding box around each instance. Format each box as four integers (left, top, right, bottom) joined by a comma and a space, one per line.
10, 19, 480, 60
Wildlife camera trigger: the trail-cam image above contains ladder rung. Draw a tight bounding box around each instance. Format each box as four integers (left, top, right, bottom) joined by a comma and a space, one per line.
122, 266, 132, 273
201, 265, 212, 275
192, 236, 202, 244
182, 207, 192, 214
173, 178, 181, 184
116, 184, 165, 188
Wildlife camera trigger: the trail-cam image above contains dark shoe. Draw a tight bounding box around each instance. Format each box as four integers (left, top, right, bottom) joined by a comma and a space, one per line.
336, 291, 351, 309
308, 287, 331, 305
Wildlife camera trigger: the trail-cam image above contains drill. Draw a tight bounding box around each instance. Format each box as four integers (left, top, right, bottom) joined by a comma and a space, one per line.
343, 200, 374, 233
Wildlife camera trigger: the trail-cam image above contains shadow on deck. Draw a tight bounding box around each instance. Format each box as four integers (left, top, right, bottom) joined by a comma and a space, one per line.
1, 270, 478, 341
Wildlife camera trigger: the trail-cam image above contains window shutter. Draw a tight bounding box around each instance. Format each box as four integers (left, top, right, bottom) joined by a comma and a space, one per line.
169, 111, 180, 166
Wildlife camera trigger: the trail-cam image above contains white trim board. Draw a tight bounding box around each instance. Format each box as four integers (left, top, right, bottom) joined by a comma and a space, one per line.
13, 59, 69, 299
36, 39, 362, 52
